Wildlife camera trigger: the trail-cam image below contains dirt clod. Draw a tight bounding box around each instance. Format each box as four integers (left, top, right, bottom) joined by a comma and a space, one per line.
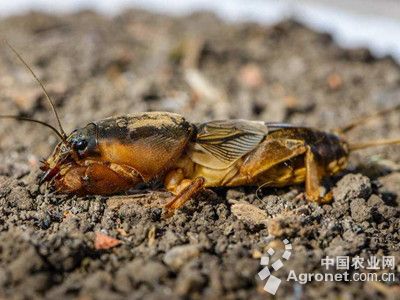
350, 198, 371, 222
333, 174, 372, 202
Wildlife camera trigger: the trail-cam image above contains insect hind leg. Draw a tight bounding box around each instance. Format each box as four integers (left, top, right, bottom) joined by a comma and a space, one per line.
238, 138, 333, 203
304, 146, 332, 203
238, 139, 307, 183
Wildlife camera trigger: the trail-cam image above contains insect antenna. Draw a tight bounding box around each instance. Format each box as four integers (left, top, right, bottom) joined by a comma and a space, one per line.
0, 115, 66, 141
3, 40, 67, 139
337, 104, 400, 134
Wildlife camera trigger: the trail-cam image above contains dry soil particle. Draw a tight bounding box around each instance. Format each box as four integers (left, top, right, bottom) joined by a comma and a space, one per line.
0, 10, 399, 300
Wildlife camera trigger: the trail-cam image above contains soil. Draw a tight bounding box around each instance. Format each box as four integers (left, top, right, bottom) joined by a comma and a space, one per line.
0, 9, 399, 300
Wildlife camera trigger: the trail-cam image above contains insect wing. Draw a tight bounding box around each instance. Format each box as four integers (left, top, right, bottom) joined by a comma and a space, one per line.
190, 120, 268, 169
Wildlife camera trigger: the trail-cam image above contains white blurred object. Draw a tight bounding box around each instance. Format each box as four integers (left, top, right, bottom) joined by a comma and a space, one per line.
1, 0, 400, 62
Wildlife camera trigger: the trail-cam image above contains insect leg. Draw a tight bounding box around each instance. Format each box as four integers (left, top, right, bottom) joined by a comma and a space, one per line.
164, 177, 205, 216
108, 163, 145, 184
304, 146, 332, 203
164, 168, 185, 193
239, 139, 306, 182
83, 163, 132, 195
237, 138, 333, 203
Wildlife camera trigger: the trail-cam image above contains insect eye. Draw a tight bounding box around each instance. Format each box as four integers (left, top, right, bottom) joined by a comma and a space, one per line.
74, 139, 88, 151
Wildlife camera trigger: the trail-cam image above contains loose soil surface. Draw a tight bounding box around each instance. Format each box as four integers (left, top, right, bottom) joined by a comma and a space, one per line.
0, 10, 399, 300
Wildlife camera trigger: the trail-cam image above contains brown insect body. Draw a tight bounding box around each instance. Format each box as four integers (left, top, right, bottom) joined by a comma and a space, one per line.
41, 112, 351, 208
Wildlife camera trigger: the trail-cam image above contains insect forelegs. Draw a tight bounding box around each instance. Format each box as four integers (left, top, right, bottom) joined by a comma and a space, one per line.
81, 163, 132, 195
55, 161, 144, 195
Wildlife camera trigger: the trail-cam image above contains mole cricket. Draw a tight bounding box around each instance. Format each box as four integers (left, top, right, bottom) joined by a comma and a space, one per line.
1, 42, 399, 215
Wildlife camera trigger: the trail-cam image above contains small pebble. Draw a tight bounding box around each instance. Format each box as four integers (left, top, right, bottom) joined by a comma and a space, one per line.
163, 244, 200, 271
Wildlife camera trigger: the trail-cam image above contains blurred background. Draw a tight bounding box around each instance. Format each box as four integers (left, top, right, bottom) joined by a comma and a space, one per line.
2, 0, 400, 62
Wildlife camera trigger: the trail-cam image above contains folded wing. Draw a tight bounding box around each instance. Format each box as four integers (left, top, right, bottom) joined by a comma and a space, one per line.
190, 120, 269, 169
